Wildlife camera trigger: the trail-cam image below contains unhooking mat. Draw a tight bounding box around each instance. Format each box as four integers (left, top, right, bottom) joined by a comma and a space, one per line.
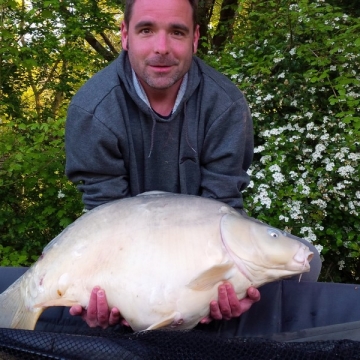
1, 267, 360, 359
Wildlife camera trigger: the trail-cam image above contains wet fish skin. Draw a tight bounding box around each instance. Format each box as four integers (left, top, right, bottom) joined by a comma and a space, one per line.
0, 192, 312, 331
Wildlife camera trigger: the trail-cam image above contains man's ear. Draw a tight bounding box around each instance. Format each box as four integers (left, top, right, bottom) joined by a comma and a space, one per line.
121, 22, 128, 51
193, 25, 200, 54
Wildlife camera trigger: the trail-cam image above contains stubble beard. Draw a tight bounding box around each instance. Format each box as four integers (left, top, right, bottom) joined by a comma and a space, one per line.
141, 68, 183, 90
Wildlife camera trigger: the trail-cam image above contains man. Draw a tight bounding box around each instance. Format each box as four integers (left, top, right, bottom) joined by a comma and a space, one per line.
65, 0, 318, 329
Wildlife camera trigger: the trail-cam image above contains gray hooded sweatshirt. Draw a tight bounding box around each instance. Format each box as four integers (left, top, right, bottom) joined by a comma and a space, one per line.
65, 51, 254, 211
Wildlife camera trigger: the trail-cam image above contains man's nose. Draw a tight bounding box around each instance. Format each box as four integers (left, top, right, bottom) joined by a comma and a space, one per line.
154, 32, 170, 54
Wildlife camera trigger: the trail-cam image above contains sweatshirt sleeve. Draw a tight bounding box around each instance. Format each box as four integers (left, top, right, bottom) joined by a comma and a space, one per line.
200, 96, 254, 211
65, 104, 130, 210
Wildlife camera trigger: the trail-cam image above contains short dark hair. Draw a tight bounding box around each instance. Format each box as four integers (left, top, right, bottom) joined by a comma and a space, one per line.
124, 0, 198, 29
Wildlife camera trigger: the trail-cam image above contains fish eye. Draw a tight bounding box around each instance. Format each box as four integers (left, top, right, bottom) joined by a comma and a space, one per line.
267, 228, 281, 238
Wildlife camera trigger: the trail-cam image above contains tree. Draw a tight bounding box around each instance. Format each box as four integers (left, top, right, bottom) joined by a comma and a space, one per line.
321, 0, 360, 17
0, 0, 122, 264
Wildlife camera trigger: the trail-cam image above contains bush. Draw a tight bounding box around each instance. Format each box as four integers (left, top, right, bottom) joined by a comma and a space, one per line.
205, 0, 360, 283
0, 117, 83, 265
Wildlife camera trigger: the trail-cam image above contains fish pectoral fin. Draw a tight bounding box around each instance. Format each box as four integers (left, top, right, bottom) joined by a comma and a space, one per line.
36, 299, 80, 308
145, 314, 178, 330
187, 262, 234, 291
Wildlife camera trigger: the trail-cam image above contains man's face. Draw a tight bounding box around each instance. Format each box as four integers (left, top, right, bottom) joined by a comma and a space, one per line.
121, 0, 199, 93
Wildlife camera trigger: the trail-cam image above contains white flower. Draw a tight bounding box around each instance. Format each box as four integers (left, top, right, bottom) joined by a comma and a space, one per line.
289, 48, 296, 56
278, 72, 285, 79
320, 133, 330, 141
306, 122, 314, 130
273, 57, 284, 63
326, 162, 335, 171
279, 215, 289, 222
348, 153, 360, 161
338, 260, 345, 270
311, 143, 326, 161
330, 65, 336, 71
254, 145, 265, 153
338, 165, 355, 177
289, 171, 298, 179
264, 94, 274, 101
300, 226, 317, 242
260, 155, 272, 164
311, 199, 327, 209
58, 190, 65, 199
288, 200, 304, 220
315, 244, 324, 254
272, 172, 285, 184
308, 87, 316, 94
254, 184, 272, 209
269, 164, 281, 172
289, 4, 299, 11
255, 171, 266, 179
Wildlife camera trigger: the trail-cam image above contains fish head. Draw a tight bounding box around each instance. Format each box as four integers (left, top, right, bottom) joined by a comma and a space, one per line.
220, 213, 313, 283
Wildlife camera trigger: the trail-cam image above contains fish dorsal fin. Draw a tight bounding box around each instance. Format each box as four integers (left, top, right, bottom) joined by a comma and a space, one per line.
187, 262, 234, 291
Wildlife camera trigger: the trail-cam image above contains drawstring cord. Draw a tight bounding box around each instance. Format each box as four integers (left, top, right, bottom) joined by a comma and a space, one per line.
148, 112, 156, 158
183, 102, 197, 154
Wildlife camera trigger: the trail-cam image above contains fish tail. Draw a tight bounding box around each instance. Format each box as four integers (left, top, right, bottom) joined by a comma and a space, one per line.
0, 278, 41, 330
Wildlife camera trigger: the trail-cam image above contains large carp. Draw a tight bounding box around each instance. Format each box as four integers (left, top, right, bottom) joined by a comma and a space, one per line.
0, 192, 312, 331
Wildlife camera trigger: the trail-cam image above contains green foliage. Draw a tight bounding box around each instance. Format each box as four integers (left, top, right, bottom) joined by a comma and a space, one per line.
0, 117, 83, 265
205, 0, 360, 283
0, 0, 121, 265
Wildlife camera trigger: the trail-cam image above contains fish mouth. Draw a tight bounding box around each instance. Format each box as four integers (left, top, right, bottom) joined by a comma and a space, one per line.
293, 245, 313, 270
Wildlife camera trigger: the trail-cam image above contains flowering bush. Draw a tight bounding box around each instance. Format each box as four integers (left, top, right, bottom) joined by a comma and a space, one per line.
206, 0, 360, 282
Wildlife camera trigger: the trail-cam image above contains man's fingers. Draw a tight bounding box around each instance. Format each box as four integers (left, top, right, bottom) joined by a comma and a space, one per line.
199, 316, 213, 324
69, 287, 124, 328
247, 287, 261, 302
109, 308, 122, 326
96, 290, 110, 328
85, 286, 101, 327
69, 304, 84, 316
206, 284, 261, 325
218, 284, 232, 320
209, 300, 222, 320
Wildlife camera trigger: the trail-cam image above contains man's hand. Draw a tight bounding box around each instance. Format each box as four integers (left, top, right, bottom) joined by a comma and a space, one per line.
69, 286, 126, 329
70, 283, 260, 328
200, 283, 261, 324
